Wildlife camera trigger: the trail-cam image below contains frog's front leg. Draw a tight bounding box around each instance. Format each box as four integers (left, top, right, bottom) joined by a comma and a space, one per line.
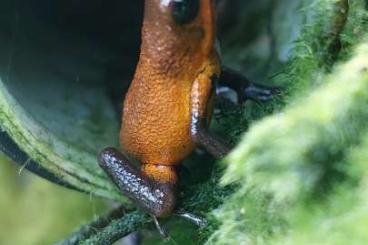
218, 67, 281, 103
98, 148, 176, 218
190, 73, 231, 158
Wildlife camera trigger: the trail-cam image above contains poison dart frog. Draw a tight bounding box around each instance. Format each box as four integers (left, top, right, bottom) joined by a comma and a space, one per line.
99, 0, 276, 234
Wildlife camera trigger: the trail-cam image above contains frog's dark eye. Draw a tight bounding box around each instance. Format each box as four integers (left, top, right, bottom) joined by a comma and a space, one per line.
170, 0, 199, 25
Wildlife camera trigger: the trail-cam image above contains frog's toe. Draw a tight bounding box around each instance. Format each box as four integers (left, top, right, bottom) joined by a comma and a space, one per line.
174, 210, 208, 228
241, 83, 282, 103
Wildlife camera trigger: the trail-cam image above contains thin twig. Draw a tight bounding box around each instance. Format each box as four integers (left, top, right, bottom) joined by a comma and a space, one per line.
59, 174, 230, 245
57, 206, 128, 245
78, 210, 150, 245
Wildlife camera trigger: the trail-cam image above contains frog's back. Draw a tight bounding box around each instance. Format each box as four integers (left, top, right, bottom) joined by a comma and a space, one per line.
120, 63, 195, 166
120, 0, 220, 165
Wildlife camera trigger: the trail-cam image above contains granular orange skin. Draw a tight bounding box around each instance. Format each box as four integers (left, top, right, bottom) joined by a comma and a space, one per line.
120, 0, 219, 183
100, 0, 274, 218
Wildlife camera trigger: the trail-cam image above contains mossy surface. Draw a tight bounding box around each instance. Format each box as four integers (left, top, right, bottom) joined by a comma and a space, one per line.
208, 1, 368, 244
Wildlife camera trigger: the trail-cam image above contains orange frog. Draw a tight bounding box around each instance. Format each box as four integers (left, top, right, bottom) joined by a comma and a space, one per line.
99, 0, 276, 233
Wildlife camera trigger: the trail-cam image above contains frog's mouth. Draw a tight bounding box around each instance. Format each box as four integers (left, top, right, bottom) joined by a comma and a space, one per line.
0, 0, 143, 200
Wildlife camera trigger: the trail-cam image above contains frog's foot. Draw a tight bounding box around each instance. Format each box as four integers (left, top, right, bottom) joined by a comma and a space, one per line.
98, 148, 176, 218
218, 67, 282, 103
242, 83, 279, 103
174, 210, 208, 229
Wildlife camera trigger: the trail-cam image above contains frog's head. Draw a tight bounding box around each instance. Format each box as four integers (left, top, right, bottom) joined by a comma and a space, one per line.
142, 0, 216, 63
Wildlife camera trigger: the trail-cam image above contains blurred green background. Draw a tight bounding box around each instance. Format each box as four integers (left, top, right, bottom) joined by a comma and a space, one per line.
0, 155, 106, 245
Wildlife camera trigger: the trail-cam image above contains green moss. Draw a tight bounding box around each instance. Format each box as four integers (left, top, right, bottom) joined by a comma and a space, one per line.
78, 211, 149, 245
271, 134, 368, 245
209, 40, 368, 244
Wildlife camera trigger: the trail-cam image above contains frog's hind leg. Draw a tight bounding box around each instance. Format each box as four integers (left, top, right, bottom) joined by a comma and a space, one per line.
218, 67, 281, 103
98, 148, 176, 218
